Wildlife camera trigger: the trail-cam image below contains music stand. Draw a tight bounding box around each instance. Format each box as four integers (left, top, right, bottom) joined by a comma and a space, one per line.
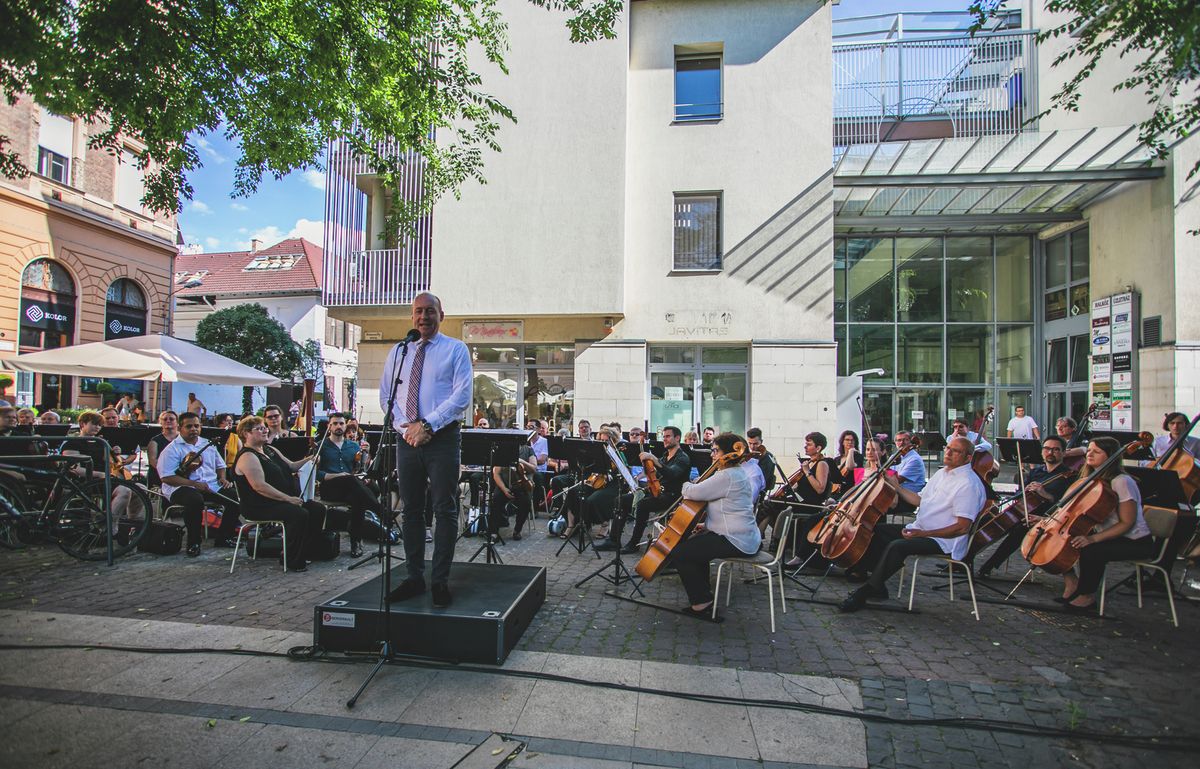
996, 438, 1044, 467
575, 443, 643, 593
685, 446, 712, 475
460, 428, 531, 564
1127, 467, 1188, 510
552, 438, 611, 557
1088, 431, 1156, 462
915, 432, 946, 454
270, 437, 313, 462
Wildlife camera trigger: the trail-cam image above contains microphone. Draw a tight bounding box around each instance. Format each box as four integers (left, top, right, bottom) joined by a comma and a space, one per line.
403, 328, 420, 344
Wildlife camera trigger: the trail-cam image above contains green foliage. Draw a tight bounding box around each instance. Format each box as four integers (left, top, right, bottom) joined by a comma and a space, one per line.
194, 303, 303, 381
972, 0, 1200, 180
1, 0, 623, 232
298, 339, 323, 382
95, 382, 115, 396
0, 374, 12, 389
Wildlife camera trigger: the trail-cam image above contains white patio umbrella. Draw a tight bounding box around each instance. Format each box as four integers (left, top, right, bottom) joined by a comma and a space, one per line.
0, 334, 282, 387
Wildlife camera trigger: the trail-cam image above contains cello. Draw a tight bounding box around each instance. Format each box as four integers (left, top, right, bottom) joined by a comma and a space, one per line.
1062, 403, 1098, 472
968, 463, 1073, 560
1150, 412, 1200, 501
639, 434, 662, 498
813, 448, 903, 568
969, 406, 999, 486
635, 441, 749, 581
1020, 433, 1153, 574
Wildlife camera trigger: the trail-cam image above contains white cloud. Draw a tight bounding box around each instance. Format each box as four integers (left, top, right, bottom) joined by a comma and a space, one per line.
288, 218, 325, 245
232, 219, 327, 250
230, 202, 249, 212
301, 169, 326, 191
181, 243, 204, 254
188, 200, 212, 215
195, 136, 227, 164
204, 237, 222, 250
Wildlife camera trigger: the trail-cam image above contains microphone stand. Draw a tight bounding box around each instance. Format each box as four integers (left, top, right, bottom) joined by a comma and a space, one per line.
347, 333, 414, 709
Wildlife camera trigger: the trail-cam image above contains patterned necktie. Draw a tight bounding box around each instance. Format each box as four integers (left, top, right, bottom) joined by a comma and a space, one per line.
404, 340, 427, 422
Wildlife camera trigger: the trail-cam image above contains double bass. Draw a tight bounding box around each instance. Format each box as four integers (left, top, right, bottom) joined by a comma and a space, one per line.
1020, 433, 1153, 574
812, 448, 904, 568
969, 406, 999, 485
635, 441, 749, 581
1063, 403, 1099, 472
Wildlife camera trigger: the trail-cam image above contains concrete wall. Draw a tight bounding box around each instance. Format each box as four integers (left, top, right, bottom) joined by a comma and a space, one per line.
619, 0, 833, 343
429, 0, 629, 317
751, 343, 836, 470
573, 340, 648, 430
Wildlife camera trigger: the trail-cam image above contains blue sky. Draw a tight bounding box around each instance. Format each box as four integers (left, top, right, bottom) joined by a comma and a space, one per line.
178, 1, 976, 254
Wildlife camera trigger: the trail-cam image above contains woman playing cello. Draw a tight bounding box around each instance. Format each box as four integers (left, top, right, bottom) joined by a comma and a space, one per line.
1053, 437, 1155, 611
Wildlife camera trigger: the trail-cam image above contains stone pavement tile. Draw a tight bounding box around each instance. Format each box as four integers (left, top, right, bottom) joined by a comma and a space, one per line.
1, 699, 264, 769
352, 733, 475, 769
190, 654, 341, 711
0, 695, 51, 727
287, 663, 438, 722
398, 668, 538, 732
209, 722, 375, 769
520, 755, 633, 769
634, 662, 756, 760
0, 645, 144, 691
514, 652, 641, 746
93, 648, 255, 699
737, 671, 867, 768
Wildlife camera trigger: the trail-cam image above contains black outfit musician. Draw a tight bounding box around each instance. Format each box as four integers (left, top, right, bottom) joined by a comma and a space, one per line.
562, 428, 622, 534
490, 444, 537, 538
317, 413, 379, 558
232, 422, 326, 571
840, 437, 987, 613
158, 413, 242, 556
595, 426, 692, 554
976, 437, 1073, 577
756, 432, 834, 532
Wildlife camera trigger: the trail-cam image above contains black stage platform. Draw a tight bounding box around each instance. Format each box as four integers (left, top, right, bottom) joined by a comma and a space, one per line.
313, 561, 546, 664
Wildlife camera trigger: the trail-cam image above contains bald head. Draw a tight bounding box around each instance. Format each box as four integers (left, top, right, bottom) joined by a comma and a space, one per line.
411, 292, 444, 341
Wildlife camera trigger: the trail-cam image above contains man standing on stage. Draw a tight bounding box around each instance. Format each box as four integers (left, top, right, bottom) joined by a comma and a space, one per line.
381, 292, 472, 608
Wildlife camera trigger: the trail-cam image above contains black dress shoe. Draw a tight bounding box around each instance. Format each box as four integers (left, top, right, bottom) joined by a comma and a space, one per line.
839, 588, 870, 613
844, 570, 869, 583
620, 543, 641, 555
349, 539, 364, 558
511, 531, 522, 541
186, 543, 201, 557
431, 582, 452, 608
284, 561, 308, 573
387, 577, 426, 603
593, 540, 619, 552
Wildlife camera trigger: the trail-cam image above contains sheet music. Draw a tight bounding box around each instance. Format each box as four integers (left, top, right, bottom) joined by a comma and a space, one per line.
297, 460, 316, 501
606, 443, 637, 492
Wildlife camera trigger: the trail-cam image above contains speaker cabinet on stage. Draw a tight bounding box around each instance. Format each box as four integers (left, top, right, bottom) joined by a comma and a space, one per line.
313, 561, 546, 665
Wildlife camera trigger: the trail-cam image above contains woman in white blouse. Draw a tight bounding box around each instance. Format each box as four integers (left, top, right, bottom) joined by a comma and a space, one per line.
672, 432, 762, 619
1059, 436, 1154, 612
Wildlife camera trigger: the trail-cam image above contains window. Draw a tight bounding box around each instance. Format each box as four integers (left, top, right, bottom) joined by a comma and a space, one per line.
471, 344, 575, 432
37, 109, 72, 185
674, 50, 722, 121
648, 345, 748, 435
673, 193, 722, 270
116, 148, 146, 211
105, 278, 147, 339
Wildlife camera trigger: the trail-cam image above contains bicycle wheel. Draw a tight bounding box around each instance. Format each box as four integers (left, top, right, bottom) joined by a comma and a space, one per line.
54, 478, 154, 560
0, 475, 29, 549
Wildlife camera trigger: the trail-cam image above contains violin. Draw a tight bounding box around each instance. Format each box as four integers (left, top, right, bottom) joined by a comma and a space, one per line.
812, 448, 903, 567
175, 439, 218, 478
1021, 432, 1153, 574
1150, 412, 1200, 501
640, 437, 661, 498
635, 441, 749, 581
110, 447, 134, 480
969, 406, 999, 486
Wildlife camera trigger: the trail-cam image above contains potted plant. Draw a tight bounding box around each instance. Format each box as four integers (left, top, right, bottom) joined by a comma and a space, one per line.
95, 381, 115, 406
0, 374, 12, 399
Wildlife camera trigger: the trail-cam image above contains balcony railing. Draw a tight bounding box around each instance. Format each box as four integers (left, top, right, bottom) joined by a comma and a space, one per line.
323, 248, 431, 307
834, 29, 1038, 154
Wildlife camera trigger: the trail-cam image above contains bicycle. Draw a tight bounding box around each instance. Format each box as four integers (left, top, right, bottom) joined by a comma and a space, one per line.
0, 455, 153, 560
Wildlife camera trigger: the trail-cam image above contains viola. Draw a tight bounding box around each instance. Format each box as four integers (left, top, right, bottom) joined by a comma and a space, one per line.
635, 441, 749, 581
1021, 432, 1152, 574
640, 438, 662, 498
175, 439, 218, 478
516, 461, 534, 493
110, 447, 134, 480
1151, 412, 1200, 501
813, 448, 904, 568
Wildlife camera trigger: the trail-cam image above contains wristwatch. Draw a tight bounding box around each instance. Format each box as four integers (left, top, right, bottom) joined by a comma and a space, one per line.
419, 419, 433, 433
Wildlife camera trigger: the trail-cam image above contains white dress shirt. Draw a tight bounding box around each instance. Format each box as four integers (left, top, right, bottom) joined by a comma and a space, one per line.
530, 435, 549, 472
909, 463, 987, 560
379, 331, 473, 433
945, 431, 992, 452
682, 464, 762, 555
157, 435, 226, 499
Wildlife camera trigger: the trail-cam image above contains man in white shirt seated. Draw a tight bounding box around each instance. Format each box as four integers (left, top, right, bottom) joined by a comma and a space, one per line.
158, 412, 241, 556
946, 417, 991, 453
839, 436, 987, 613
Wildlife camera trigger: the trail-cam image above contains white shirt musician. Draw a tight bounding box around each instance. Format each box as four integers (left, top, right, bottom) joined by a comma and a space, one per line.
157, 412, 241, 556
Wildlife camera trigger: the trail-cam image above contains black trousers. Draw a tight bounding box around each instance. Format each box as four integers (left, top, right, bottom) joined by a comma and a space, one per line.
563, 484, 598, 523
1075, 535, 1156, 596
977, 522, 1030, 573
489, 489, 531, 534
672, 531, 746, 605
395, 425, 461, 585
862, 523, 946, 593
319, 474, 376, 538
169, 486, 241, 545
244, 499, 326, 565
607, 492, 674, 546
581, 484, 621, 526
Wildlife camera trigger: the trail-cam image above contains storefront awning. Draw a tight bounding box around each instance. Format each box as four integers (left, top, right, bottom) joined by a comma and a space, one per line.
833, 126, 1164, 232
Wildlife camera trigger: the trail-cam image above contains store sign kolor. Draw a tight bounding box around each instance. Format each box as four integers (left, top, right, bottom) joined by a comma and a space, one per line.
105, 310, 145, 340
21, 298, 73, 332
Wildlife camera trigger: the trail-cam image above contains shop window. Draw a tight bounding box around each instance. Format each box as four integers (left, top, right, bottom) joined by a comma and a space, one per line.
895, 238, 943, 323
847, 238, 894, 323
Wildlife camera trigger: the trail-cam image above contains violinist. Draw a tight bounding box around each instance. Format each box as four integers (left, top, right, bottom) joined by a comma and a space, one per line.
976, 436, 1073, 578
756, 432, 833, 536
577, 427, 625, 536
839, 436, 986, 613
746, 428, 777, 495
560, 426, 620, 538
144, 410, 178, 488
671, 432, 761, 619
701, 426, 716, 447
263, 404, 295, 443
158, 411, 242, 557
892, 431, 926, 515
1057, 437, 1154, 611
64, 411, 145, 521
596, 425, 692, 554
833, 430, 863, 493
491, 441, 537, 540
318, 412, 382, 558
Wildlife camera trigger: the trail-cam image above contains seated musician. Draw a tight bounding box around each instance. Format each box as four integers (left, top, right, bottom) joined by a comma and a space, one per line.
66, 411, 145, 520
1155, 412, 1200, 461
833, 430, 863, 494
232, 416, 326, 572
671, 432, 762, 619
976, 435, 1072, 578
1057, 437, 1155, 611
318, 412, 384, 558
756, 432, 832, 537
1147, 412, 1200, 583
263, 404, 295, 443
559, 425, 617, 537
892, 431, 926, 516
682, 430, 699, 447
144, 410, 178, 489
491, 441, 537, 540
947, 417, 991, 452
527, 418, 550, 508
100, 407, 120, 428
576, 427, 625, 536
839, 436, 987, 613
596, 425, 691, 554
16, 408, 35, 426
158, 411, 242, 557
38, 410, 61, 425
746, 428, 777, 498
1054, 417, 1087, 466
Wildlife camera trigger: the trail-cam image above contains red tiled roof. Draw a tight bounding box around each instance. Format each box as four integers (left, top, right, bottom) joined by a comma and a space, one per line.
175, 238, 324, 297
